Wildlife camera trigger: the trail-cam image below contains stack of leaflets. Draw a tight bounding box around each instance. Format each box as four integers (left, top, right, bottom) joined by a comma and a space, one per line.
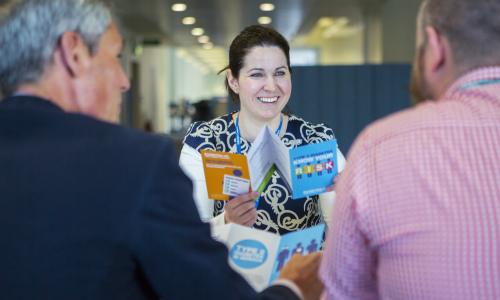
201, 126, 338, 200
212, 223, 325, 291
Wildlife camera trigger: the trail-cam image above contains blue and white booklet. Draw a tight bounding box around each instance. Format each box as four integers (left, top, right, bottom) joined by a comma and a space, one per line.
247, 126, 338, 199
289, 139, 338, 198
212, 223, 325, 291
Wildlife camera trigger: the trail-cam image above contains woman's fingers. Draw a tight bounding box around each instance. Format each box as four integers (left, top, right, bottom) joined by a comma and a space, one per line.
225, 191, 259, 226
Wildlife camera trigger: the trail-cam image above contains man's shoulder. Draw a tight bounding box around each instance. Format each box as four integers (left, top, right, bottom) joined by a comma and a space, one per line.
85, 119, 174, 156
358, 101, 443, 147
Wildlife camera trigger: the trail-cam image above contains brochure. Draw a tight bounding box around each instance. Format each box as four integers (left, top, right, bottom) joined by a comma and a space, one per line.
289, 139, 338, 198
212, 223, 325, 291
200, 126, 338, 200
200, 150, 251, 201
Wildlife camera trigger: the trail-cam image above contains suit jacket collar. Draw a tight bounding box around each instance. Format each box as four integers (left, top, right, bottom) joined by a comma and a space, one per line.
1, 95, 64, 113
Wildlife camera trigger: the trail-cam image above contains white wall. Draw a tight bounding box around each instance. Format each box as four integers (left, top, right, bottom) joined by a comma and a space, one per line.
138, 47, 171, 132
319, 32, 364, 65
137, 47, 225, 133
171, 51, 225, 103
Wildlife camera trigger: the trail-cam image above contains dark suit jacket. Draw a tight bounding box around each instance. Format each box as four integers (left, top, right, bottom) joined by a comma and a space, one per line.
0, 96, 299, 300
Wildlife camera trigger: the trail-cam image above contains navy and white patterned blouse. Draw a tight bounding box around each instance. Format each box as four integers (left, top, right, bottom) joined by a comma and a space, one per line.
183, 112, 336, 235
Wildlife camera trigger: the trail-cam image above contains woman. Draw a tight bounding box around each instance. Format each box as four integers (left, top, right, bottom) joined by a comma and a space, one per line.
180, 25, 345, 235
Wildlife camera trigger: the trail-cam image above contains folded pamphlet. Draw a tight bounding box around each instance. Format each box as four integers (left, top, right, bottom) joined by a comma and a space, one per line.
212, 223, 325, 291
201, 126, 338, 200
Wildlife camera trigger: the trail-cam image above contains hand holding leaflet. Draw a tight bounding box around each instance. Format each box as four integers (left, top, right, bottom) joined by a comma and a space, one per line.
200, 126, 339, 201
224, 192, 259, 226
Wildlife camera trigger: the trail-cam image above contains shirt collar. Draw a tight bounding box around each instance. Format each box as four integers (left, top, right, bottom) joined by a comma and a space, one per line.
443, 65, 500, 99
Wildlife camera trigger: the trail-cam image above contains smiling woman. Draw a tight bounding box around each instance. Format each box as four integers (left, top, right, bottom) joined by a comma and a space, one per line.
179, 25, 346, 235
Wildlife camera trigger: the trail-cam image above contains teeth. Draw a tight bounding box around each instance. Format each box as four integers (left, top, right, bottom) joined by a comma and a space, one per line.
258, 97, 278, 103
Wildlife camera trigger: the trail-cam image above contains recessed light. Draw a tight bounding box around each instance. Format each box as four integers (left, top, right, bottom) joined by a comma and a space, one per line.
134, 45, 143, 57
337, 17, 349, 26
258, 16, 272, 25
191, 27, 205, 36
198, 35, 210, 43
318, 17, 335, 27
171, 3, 187, 12
203, 42, 214, 50
182, 17, 196, 25
259, 3, 275, 12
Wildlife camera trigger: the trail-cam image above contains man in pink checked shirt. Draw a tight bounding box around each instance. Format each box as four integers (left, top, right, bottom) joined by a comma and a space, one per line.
320, 0, 500, 299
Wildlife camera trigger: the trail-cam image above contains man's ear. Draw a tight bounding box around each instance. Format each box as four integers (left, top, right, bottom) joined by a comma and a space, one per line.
424, 26, 447, 74
226, 70, 239, 94
58, 31, 92, 78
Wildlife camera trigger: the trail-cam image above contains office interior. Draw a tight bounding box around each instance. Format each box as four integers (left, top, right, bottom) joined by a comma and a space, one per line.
112, 0, 422, 154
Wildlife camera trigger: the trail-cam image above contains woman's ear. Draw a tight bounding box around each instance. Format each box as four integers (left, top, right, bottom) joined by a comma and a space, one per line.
226, 70, 239, 94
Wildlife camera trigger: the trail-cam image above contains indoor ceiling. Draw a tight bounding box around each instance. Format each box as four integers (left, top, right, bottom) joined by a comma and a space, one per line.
110, 0, 386, 73
111, 0, 384, 48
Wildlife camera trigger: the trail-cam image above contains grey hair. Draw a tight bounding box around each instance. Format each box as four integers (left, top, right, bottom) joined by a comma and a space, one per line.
0, 0, 112, 96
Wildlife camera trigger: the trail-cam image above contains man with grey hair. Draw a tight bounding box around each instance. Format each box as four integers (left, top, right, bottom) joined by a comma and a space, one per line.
0, 1, 323, 299
320, 0, 500, 299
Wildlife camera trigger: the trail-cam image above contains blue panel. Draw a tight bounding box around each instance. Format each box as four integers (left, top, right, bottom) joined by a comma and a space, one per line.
289, 66, 321, 121
354, 65, 375, 145
237, 64, 412, 153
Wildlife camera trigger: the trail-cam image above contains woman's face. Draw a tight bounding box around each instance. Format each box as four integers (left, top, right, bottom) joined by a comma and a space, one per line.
228, 46, 291, 121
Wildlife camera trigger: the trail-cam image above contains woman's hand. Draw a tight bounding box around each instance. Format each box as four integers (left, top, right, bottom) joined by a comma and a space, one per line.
224, 191, 260, 226
324, 173, 341, 192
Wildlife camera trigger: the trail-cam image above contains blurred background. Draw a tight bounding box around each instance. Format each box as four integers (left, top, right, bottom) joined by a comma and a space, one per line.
111, 0, 422, 154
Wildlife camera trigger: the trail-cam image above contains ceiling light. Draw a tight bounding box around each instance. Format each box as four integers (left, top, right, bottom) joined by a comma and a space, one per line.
171, 3, 187, 12
191, 28, 205, 36
203, 42, 214, 50
134, 45, 143, 57
258, 16, 272, 25
259, 3, 275, 12
337, 17, 349, 26
321, 17, 350, 39
182, 17, 196, 25
198, 35, 210, 43
318, 17, 335, 28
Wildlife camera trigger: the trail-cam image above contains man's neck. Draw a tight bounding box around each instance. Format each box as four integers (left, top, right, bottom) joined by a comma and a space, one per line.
15, 85, 53, 100
238, 110, 282, 142
15, 73, 76, 112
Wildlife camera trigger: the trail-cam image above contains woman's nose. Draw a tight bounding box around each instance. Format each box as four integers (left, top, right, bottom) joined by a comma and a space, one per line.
263, 76, 276, 91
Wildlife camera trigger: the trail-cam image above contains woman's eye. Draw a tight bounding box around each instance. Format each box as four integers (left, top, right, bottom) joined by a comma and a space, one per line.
275, 71, 286, 76
250, 73, 263, 78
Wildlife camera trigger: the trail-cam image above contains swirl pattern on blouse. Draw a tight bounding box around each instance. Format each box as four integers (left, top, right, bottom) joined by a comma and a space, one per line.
183, 113, 335, 235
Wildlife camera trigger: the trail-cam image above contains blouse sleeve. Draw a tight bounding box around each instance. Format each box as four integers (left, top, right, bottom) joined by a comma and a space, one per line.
178, 144, 213, 221
180, 120, 229, 229
179, 144, 228, 229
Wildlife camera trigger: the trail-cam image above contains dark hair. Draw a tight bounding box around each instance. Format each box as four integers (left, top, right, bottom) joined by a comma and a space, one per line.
420, 0, 500, 71
220, 25, 291, 102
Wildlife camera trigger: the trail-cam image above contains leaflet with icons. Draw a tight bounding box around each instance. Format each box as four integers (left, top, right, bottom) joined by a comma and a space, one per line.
289, 138, 338, 198
248, 126, 339, 199
212, 223, 325, 291
201, 126, 339, 200
200, 150, 251, 201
